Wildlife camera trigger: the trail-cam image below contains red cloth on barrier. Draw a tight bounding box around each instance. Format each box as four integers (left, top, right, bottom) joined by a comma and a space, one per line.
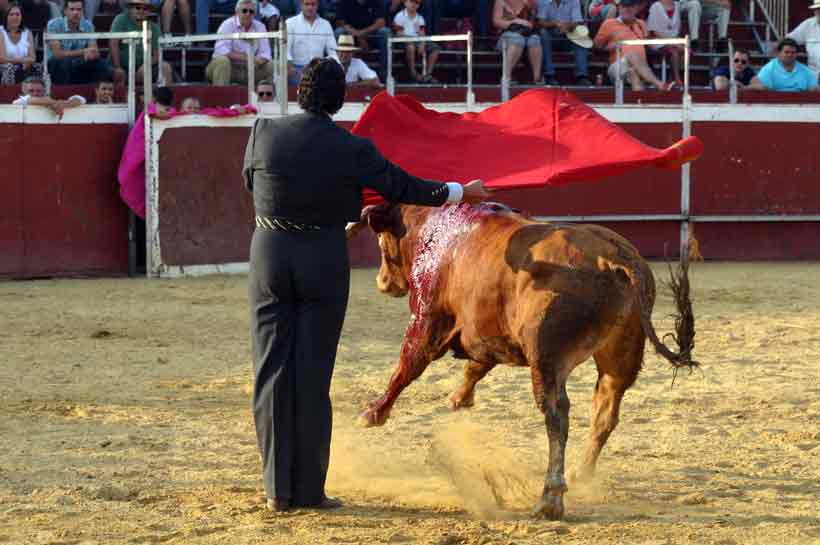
352, 89, 703, 206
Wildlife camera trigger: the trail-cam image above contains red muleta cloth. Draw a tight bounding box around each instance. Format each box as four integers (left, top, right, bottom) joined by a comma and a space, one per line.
352, 89, 703, 206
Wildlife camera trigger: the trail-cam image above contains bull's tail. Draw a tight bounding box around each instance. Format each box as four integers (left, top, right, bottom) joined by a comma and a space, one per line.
616, 246, 698, 373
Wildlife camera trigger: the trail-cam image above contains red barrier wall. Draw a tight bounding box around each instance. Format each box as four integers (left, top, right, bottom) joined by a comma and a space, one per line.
0, 123, 130, 278
154, 120, 820, 270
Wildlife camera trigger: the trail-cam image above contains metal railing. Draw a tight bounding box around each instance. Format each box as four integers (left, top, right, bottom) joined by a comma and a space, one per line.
42, 29, 150, 126
158, 30, 287, 113
386, 33, 475, 110
749, 0, 787, 43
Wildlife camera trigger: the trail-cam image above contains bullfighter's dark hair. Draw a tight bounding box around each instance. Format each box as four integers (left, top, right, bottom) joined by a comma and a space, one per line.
297, 57, 346, 116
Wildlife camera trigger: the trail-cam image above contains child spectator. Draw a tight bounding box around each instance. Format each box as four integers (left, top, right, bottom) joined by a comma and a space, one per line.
180, 96, 201, 112
393, 0, 440, 82
94, 76, 116, 103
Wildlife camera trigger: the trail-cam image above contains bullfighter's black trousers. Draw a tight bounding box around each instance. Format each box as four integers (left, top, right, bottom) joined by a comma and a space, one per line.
248, 227, 350, 505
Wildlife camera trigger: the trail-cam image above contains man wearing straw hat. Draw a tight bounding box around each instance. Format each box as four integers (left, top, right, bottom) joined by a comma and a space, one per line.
110, 0, 173, 84
335, 33, 381, 87
206, 0, 274, 85
786, 0, 820, 81
536, 0, 592, 86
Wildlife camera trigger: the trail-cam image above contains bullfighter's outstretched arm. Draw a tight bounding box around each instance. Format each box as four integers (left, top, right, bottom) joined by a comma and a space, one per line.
350, 137, 452, 207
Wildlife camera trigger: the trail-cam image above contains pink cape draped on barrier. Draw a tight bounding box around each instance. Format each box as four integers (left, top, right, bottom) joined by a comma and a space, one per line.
352, 89, 704, 207
117, 104, 258, 219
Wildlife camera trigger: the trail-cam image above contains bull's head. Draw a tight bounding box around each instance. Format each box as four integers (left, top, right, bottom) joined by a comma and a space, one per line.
346, 204, 409, 297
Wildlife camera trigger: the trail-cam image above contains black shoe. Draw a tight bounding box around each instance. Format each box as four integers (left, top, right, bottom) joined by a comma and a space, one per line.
266, 497, 291, 512
544, 76, 560, 86
575, 76, 593, 86
690, 39, 700, 52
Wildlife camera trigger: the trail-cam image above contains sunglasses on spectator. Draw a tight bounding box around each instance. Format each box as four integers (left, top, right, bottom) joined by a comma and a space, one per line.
258, 91, 273, 97
131, 5, 148, 10
733, 58, 748, 64
241, 8, 255, 13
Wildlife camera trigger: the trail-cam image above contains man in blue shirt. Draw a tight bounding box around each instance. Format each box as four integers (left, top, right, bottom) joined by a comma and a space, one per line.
46, 0, 114, 84
536, 0, 591, 86
748, 37, 818, 92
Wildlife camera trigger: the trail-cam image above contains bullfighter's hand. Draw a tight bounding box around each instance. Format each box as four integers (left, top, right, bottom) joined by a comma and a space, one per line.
462, 179, 493, 203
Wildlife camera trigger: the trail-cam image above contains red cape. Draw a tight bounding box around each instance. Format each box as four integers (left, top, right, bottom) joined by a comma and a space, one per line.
352, 89, 702, 206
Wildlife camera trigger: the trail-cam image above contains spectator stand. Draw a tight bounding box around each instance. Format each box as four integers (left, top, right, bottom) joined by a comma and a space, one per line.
386, 32, 475, 108
42, 27, 149, 125
157, 30, 287, 112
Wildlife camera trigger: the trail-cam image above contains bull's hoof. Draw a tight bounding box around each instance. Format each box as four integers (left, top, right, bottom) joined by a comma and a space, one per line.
532, 494, 564, 520
358, 408, 388, 428
448, 389, 475, 411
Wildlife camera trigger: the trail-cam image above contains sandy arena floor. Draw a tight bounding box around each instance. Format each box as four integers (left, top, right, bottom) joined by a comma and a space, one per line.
1, 263, 819, 545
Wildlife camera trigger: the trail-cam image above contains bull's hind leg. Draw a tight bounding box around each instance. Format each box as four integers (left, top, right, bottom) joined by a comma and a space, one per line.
573, 312, 644, 483
448, 360, 495, 410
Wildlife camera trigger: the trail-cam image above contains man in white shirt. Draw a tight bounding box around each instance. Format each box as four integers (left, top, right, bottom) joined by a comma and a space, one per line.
336, 33, 381, 87
206, 0, 274, 85
285, 0, 338, 84
786, 0, 820, 80
12, 76, 86, 118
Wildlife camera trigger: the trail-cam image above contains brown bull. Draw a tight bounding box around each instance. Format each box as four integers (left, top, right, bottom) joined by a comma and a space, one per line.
347, 202, 696, 519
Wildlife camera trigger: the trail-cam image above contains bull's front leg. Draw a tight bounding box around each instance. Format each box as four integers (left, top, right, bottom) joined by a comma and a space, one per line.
359, 314, 441, 427
532, 368, 571, 520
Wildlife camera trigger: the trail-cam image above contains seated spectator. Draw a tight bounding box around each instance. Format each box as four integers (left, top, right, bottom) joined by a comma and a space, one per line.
256, 78, 275, 100
12, 75, 86, 117
1, 3, 41, 85
110, 0, 174, 84
711, 47, 754, 90
587, 0, 615, 22
152, 85, 175, 117
536, 0, 591, 86
94, 75, 115, 102
285, 0, 338, 84
258, 0, 280, 29
493, 0, 542, 84
46, 0, 115, 85
786, 0, 820, 81
336, 32, 382, 86
679, 0, 729, 52
593, 0, 672, 90
748, 37, 819, 92
205, 0, 273, 85
392, 0, 439, 82
334, 0, 389, 79
181, 96, 201, 112
196, 0, 235, 34
646, 0, 683, 87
